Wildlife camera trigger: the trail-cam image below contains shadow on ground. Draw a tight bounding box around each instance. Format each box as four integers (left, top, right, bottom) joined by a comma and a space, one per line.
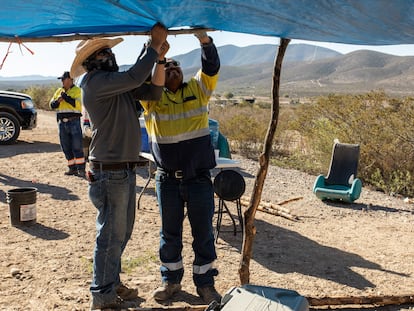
0, 173, 80, 203
0, 140, 60, 158
323, 199, 414, 214
12, 222, 69, 240
216, 217, 407, 291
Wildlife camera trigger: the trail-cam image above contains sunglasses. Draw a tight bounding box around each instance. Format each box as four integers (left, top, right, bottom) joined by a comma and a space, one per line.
96, 48, 113, 57
165, 60, 180, 68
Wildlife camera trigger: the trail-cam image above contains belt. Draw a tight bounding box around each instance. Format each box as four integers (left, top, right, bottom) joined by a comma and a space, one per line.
59, 116, 80, 123
90, 161, 138, 171
159, 168, 184, 179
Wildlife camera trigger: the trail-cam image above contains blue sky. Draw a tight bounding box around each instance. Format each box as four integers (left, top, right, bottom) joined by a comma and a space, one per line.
1, 31, 414, 77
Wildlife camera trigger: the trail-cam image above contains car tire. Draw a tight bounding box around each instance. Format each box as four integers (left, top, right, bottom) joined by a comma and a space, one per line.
0, 112, 21, 144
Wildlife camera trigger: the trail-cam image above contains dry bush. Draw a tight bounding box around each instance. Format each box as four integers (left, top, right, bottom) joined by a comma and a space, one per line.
288, 91, 414, 196
210, 103, 274, 158
211, 91, 414, 197
23, 84, 59, 110
23, 85, 414, 196
209, 101, 310, 161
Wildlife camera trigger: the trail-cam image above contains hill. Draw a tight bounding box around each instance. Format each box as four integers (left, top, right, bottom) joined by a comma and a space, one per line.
2, 44, 414, 97
279, 50, 414, 97
213, 49, 414, 97
171, 43, 341, 68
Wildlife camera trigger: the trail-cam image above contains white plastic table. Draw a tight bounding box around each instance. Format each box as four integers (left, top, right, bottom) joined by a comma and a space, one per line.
139, 152, 240, 168
137, 152, 241, 208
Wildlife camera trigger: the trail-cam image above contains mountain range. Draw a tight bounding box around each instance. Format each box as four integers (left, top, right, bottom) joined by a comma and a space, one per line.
1, 43, 414, 97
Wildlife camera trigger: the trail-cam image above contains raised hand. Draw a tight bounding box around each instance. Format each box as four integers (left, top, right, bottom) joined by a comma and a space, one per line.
150, 22, 168, 54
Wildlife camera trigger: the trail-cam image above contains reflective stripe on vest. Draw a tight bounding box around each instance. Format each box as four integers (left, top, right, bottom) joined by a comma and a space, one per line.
155, 105, 208, 122
149, 127, 210, 144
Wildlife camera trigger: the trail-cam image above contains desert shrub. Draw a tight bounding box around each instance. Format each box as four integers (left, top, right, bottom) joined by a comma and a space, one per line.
287, 91, 414, 196
223, 92, 234, 99
210, 104, 268, 158
211, 91, 414, 196
209, 102, 294, 158
17, 84, 414, 196
255, 101, 271, 109
23, 84, 58, 110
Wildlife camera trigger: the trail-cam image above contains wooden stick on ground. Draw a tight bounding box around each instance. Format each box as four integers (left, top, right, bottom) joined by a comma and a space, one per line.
258, 198, 301, 216
257, 205, 298, 221
128, 293, 414, 310
307, 294, 414, 307
130, 307, 207, 311
276, 196, 303, 206
239, 196, 301, 221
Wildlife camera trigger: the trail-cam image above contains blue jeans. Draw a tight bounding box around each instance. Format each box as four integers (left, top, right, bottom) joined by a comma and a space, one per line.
88, 168, 137, 305
155, 170, 218, 287
58, 118, 84, 167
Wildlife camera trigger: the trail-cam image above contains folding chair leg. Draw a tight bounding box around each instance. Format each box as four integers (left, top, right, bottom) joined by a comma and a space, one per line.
137, 160, 152, 209
215, 200, 224, 242
215, 199, 239, 241
222, 201, 237, 236
236, 199, 243, 234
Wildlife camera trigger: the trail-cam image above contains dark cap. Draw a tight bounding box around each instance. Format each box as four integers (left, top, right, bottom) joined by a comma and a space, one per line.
57, 71, 71, 80
165, 59, 180, 68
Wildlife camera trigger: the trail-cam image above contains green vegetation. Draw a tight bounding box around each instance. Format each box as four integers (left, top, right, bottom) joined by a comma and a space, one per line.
80, 252, 158, 275
80, 256, 93, 274
121, 252, 158, 274
14, 84, 414, 197
23, 84, 59, 110
211, 91, 414, 197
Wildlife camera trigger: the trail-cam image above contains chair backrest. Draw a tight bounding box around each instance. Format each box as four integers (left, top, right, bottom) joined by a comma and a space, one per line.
214, 170, 246, 201
325, 142, 360, 186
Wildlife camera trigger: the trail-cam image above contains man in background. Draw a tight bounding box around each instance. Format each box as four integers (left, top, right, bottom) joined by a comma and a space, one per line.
49, 71, 85, 177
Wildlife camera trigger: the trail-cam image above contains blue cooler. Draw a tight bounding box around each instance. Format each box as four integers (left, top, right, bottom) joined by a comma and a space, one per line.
209, 118, 219, 149
139, 118, 150, 152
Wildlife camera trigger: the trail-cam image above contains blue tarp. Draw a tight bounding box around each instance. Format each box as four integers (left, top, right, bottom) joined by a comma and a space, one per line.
1, 0, 414, 45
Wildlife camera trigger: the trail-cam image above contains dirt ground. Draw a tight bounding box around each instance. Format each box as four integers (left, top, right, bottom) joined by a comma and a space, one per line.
0, 110, 413, 311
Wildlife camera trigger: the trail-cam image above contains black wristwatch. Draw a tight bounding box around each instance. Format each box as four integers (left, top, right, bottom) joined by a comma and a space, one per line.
156, 58, 166, 64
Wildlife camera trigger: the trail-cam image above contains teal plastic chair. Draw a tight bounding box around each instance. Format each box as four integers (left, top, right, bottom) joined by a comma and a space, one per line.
209, 118, 232, 159
313, 141, 362, 203
217, 132, 231, 159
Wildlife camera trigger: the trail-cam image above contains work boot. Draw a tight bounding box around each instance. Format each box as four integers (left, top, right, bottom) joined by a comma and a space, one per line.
197, 286, 222, 304
152, 282, 182, 301
90, 296, 137, 310
76, 169, 86, 179
64, 166, 77, 176
116, 282, 138, 300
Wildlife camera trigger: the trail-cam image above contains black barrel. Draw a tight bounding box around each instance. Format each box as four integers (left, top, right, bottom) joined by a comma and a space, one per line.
6, 187, 37, 226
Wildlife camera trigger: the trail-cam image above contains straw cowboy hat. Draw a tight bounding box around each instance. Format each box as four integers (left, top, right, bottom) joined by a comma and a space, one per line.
70, 37, 123, 78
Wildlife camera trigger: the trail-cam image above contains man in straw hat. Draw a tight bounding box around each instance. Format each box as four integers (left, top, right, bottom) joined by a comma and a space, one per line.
140, 31, 222, 305
70, 22, 169, 310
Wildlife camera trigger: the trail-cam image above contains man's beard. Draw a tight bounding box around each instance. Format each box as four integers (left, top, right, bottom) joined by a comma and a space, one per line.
100, 55, 119, 72
165, 69, 183, 91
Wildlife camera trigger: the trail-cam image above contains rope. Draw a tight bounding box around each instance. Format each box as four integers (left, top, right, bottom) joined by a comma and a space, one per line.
0, 37, 34, 70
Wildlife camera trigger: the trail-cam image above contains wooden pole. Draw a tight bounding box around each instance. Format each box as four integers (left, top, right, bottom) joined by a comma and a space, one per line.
0, 28, 216, 43
125, 294, 414, 309
129, 307, 207, 311
307, 294, 414, 307
238, 38, 291, 285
